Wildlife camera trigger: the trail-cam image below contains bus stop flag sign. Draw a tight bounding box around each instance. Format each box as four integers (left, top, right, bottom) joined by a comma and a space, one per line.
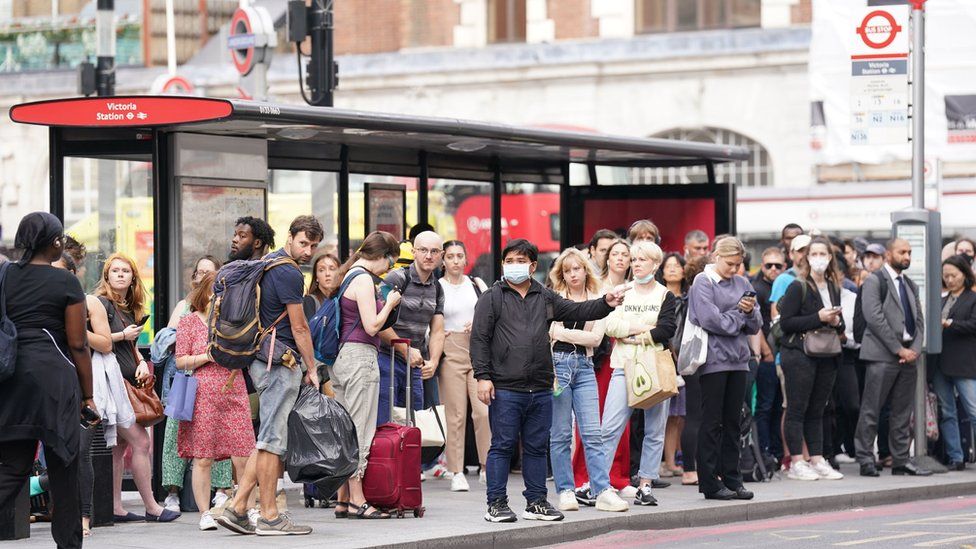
850, 6, 910, 146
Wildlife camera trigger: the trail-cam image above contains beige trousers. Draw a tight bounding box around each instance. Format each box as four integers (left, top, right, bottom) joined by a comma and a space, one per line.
438, 332, 491, 473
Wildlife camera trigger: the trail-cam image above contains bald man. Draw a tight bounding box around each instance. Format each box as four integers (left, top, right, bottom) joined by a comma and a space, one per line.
378, 231, 447, 426
855, 238, 929, 477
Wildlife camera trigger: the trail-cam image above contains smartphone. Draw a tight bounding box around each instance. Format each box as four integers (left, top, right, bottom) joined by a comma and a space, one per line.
81, 406, 100, 429
742, 291, 757, 299
135, 316, 150, 327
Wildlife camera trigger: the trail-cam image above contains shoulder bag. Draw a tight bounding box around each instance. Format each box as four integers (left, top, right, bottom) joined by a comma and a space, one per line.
0, 262, 17, 383
800, 281, 841, 358
118, 321, 164, 426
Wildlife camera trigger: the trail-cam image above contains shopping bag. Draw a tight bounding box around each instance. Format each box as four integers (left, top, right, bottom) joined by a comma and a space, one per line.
624, 345, 678, 410
286, 385, 359, 497
163, 372, 197, 421
677, 314, 708, 376
393, 404, 446, 448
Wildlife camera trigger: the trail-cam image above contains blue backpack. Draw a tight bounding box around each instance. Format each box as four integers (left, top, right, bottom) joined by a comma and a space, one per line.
310, 267, 371, 365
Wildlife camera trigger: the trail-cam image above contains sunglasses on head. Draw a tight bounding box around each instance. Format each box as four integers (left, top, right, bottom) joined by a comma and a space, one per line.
764, 263, 784, 270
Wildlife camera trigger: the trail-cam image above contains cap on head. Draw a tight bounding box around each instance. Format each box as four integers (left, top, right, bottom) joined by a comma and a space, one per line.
790, 234, 812, 252
864, 243, 885, 256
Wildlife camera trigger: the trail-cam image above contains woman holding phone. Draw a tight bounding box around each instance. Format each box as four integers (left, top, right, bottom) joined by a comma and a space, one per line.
777, 236, 845, 481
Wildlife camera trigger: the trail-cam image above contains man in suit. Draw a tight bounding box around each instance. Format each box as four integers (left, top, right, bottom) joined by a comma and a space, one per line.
855, 238, 931, 477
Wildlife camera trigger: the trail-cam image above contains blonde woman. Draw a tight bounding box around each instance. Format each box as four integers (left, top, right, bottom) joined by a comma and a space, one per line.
687, 237, 763, 501
602, 240, 677, 507
548, 249, 629, 513
573, 238, 632, 492
95, 253, 179, 522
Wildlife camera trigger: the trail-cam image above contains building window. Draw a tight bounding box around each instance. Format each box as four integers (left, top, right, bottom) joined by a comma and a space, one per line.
635, 127, 772, 187
487, 0, 526, 44
635, 0, 761, 34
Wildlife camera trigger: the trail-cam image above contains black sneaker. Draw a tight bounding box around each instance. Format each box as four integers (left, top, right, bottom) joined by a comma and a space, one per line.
635, 485, 658, 506
574, 484, 596, 507
522, 499, 565, 521
484, 499, 518, 523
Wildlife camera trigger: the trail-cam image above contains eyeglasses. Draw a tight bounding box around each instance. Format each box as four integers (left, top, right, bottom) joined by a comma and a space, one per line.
764, 263, 784, 270
413, 247, 442, 257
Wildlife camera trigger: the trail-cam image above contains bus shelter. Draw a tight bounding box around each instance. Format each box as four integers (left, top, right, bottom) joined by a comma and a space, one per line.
11, 95, 748, 330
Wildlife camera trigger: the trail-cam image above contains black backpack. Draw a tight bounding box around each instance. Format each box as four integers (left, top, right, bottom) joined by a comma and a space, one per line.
208, 255, 299, 370
740, 404, 774, 482
852, 272, 889, 345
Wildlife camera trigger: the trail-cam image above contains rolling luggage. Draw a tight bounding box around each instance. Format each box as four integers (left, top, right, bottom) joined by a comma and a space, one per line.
362, 339, 425, 518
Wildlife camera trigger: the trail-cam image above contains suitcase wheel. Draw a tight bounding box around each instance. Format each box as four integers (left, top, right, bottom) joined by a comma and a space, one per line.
414, 507, 424, 518
304, 497, 313, 508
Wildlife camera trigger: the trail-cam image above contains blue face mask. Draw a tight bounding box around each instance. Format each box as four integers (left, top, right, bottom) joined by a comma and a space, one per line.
503, 263, 531, 284
634, 272, 655, 285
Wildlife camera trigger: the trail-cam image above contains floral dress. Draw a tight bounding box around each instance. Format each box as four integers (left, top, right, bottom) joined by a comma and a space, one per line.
176, 314, 255, 460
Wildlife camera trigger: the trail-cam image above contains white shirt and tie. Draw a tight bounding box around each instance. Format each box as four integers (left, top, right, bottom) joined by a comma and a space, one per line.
882, 263, 914, 343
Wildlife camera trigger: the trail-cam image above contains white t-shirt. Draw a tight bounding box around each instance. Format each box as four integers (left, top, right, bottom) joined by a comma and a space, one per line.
439, 276, 485, 332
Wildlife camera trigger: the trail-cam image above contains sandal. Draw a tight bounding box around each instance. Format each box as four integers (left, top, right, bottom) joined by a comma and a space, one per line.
334, 501, 350, 519
351, 503, 390, 520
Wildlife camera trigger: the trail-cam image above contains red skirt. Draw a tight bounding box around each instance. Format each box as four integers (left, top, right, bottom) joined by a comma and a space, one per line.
572, 353, 631, 489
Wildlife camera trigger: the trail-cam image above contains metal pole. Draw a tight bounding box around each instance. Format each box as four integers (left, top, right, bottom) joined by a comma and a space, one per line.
96, 0, 115, 96
338, 145, 350, 260
418, 150, 429, 227
908, 0, 944, 472
911, 1, 925, 210
165, 0, 176, 75
491, 160, 503, 282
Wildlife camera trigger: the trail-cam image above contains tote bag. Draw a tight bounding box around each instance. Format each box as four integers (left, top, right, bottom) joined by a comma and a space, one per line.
164, 371, 198, 422
624, 344, 679, 410
677, 315, 708, 376
393, 404, 446, 447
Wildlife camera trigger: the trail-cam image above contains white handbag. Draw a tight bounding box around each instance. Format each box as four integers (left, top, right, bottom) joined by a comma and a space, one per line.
392, 404, 446, 447
676, 314, 708, 376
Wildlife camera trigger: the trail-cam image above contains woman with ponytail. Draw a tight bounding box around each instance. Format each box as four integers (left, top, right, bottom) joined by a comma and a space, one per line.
331, 231, 402, 520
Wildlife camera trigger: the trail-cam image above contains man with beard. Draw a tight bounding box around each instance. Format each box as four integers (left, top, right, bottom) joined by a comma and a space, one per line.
217, 215, 324, 536
855, 238, 929, 477
229, 216, 276, 261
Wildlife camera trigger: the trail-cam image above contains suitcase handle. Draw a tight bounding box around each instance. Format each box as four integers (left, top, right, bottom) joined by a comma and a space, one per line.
390, 338, 413, 426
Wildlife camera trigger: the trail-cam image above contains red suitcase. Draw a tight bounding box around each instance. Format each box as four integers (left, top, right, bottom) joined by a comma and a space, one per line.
362, 338, 425, 518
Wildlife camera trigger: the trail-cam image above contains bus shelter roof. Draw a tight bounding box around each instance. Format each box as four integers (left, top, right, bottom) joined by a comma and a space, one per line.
11, 96, 750, 183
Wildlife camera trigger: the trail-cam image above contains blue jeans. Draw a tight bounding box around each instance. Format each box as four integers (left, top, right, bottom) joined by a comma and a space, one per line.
485, 389, 553, 505
754, 361, 784, 459
550, 352, 609, 495
600, 368, 669, 480
376, 352, 423, 426
932, 369, 976, 463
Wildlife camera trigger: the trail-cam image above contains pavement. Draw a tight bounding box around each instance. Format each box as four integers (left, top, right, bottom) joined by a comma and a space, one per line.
551, 494, 976, 548
18, 464, 976, 549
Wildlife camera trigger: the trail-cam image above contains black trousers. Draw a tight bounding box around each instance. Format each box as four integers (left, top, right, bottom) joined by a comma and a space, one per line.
832, 349, 862, 457
0, 440, 81, 549
781, 348, 838, 457
681, 371, 703, 472
79, 427, 94, 518
697, 370, 747, 495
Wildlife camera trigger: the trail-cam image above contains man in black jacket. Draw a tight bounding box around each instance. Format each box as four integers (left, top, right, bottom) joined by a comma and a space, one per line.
471, 239, 625, 523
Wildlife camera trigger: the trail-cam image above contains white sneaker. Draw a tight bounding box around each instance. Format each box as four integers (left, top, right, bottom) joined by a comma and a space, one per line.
247, 508, 260, 528
212, 491, 229, 509
812, 460, 844, 480
198, 511, 218, 531
787, 460, 820, 481
595, 489, 629, 512
164, 493, 180, 512
420, 471, 426, 483
557, 490, 579, 511
619, 485, 639, 498
479, 471, 487, 484
427, 463, 451, 479
451, 474, 470, 492
834, 453, 856, 464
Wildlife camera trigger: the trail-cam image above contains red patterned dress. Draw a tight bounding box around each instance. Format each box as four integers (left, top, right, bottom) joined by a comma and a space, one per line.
176, 313, 255, 460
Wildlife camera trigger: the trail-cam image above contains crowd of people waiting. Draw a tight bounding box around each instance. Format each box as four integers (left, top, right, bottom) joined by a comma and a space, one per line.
1, 209, 975, 547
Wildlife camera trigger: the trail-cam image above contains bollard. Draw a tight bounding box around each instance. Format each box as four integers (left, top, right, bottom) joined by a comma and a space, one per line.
0, 479, 30, 540
91, 423, 115, 527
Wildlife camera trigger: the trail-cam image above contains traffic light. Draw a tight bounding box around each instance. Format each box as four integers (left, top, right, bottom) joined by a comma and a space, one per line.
288, 0, 338, 107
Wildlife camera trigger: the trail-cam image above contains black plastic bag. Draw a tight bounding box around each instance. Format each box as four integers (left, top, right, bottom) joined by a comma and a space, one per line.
286, 385, 359, 496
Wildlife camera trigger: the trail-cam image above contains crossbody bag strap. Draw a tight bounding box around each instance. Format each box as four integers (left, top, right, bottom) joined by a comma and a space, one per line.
0, 262, 9, 319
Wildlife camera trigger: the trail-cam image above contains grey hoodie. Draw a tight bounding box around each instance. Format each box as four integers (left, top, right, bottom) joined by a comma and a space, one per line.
687, 266, 762, 376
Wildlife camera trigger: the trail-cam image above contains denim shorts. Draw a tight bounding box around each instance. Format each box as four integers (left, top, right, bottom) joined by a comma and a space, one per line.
249, 359, 302, 456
